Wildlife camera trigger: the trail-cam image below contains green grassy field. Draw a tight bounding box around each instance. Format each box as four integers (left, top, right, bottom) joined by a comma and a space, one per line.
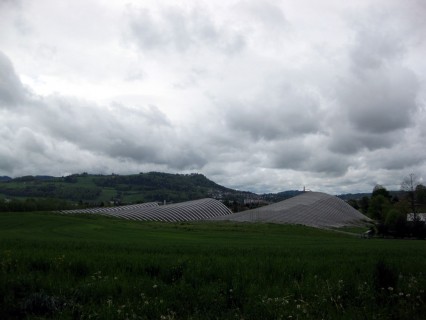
0, 212, 425, 319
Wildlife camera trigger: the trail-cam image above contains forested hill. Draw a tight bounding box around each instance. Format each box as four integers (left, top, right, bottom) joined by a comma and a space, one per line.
0, 172, 257, 208
0, 172, 385, 213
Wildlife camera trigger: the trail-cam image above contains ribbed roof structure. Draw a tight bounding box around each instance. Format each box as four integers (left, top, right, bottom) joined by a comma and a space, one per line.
61, 202, 159, 220
211, 192, 371, 228
61, 198, 232, 222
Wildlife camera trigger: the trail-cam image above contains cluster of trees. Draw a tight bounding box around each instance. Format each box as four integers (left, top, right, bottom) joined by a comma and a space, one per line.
93, 172, 250, 204
0, 172, 258, 209
93, 172, 228, 192
0, 185, 101, 201
0, 198, 74, 212
350, 174, 426, 239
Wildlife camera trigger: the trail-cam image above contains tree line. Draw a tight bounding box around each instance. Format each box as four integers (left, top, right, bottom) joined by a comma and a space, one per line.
349, 174, 426, 239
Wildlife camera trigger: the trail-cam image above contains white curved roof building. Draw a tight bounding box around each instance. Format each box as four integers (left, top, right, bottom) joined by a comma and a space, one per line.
211, 192, 371, 228
61, 192, 370, 227
61, 198, 232, 222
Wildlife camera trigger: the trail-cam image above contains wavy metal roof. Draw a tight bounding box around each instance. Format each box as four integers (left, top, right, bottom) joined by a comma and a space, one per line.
211, 192, 371, 228
61, 198, 232, 222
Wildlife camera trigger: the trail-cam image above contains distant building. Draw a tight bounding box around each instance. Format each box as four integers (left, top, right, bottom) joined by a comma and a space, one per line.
407, 213, 426, 222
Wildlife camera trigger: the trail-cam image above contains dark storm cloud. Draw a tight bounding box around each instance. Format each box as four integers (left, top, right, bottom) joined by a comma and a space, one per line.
0, 51, 26, 106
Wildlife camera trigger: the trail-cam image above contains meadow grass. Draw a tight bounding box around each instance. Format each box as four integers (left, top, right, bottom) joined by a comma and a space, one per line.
0, 212, 425, 319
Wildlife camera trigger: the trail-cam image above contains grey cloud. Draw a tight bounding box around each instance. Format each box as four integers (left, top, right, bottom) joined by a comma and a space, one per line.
0, 115, 53, 175
339, 7, 421, 136
127, 5, 245, 54
349, 24, 404, 71
338, 65, 419, 134
38, 98, 167, 144
381, 153, 425, 171
103, 139, 206, 170
369, 144, 426, 171
0, 137, 15, 172
34, 98, 205, 170
16, 127, 49, 154
1, 1, 426, 194
100, 140, 159, 163
306, 154, 350, 177
270, 139, 311, 169
324, 3, 424, 167
128, 8, 166, 49
268, 137, 349, 177
0, 0, 21, 10
0, 51, 206, 173
161, 145, 207, 170
349, 1, 426, 73
225, 84, 321, 141
0, 51, 26, 106
0, 156, 14, 172
328, 129, 396, 155
328, 133, 365, 155
235, 0, 288, 30
0, 0, 31, 38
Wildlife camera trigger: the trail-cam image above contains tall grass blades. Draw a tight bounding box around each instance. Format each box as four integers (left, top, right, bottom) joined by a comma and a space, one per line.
0, 212, 425, 319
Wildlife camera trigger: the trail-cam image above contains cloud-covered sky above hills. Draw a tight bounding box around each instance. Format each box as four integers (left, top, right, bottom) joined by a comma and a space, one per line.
0, 0, 425, 194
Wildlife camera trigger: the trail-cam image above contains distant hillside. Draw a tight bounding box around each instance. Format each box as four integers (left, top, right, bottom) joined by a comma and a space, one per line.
260, 190, 304, 202
0, 172, 257, 206
1, 172, 382, 212
337, 193, 371, 201
337, 191, 401, 201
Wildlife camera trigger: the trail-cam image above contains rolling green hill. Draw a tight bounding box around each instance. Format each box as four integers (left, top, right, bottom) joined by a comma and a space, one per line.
0, 172, 257, 209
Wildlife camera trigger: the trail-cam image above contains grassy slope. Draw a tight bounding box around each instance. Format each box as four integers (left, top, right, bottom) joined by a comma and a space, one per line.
1, 212, 425, 319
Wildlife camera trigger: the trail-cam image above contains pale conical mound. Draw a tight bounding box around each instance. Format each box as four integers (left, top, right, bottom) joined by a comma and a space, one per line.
61, 198, 232, 222
211, 192, 371, 228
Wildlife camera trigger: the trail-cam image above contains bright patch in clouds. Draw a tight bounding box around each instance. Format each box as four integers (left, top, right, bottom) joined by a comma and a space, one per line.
0, 0, 425, 194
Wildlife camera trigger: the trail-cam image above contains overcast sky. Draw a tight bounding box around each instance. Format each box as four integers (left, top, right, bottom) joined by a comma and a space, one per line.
0, 0, 425, 194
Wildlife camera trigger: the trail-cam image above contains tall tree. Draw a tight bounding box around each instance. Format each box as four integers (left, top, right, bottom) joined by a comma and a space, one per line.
359, 196, 370, 214
372, 184, 391, 199
401, 173, 420, 220
368, 194, 391, 221
416, 184, 426, 204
